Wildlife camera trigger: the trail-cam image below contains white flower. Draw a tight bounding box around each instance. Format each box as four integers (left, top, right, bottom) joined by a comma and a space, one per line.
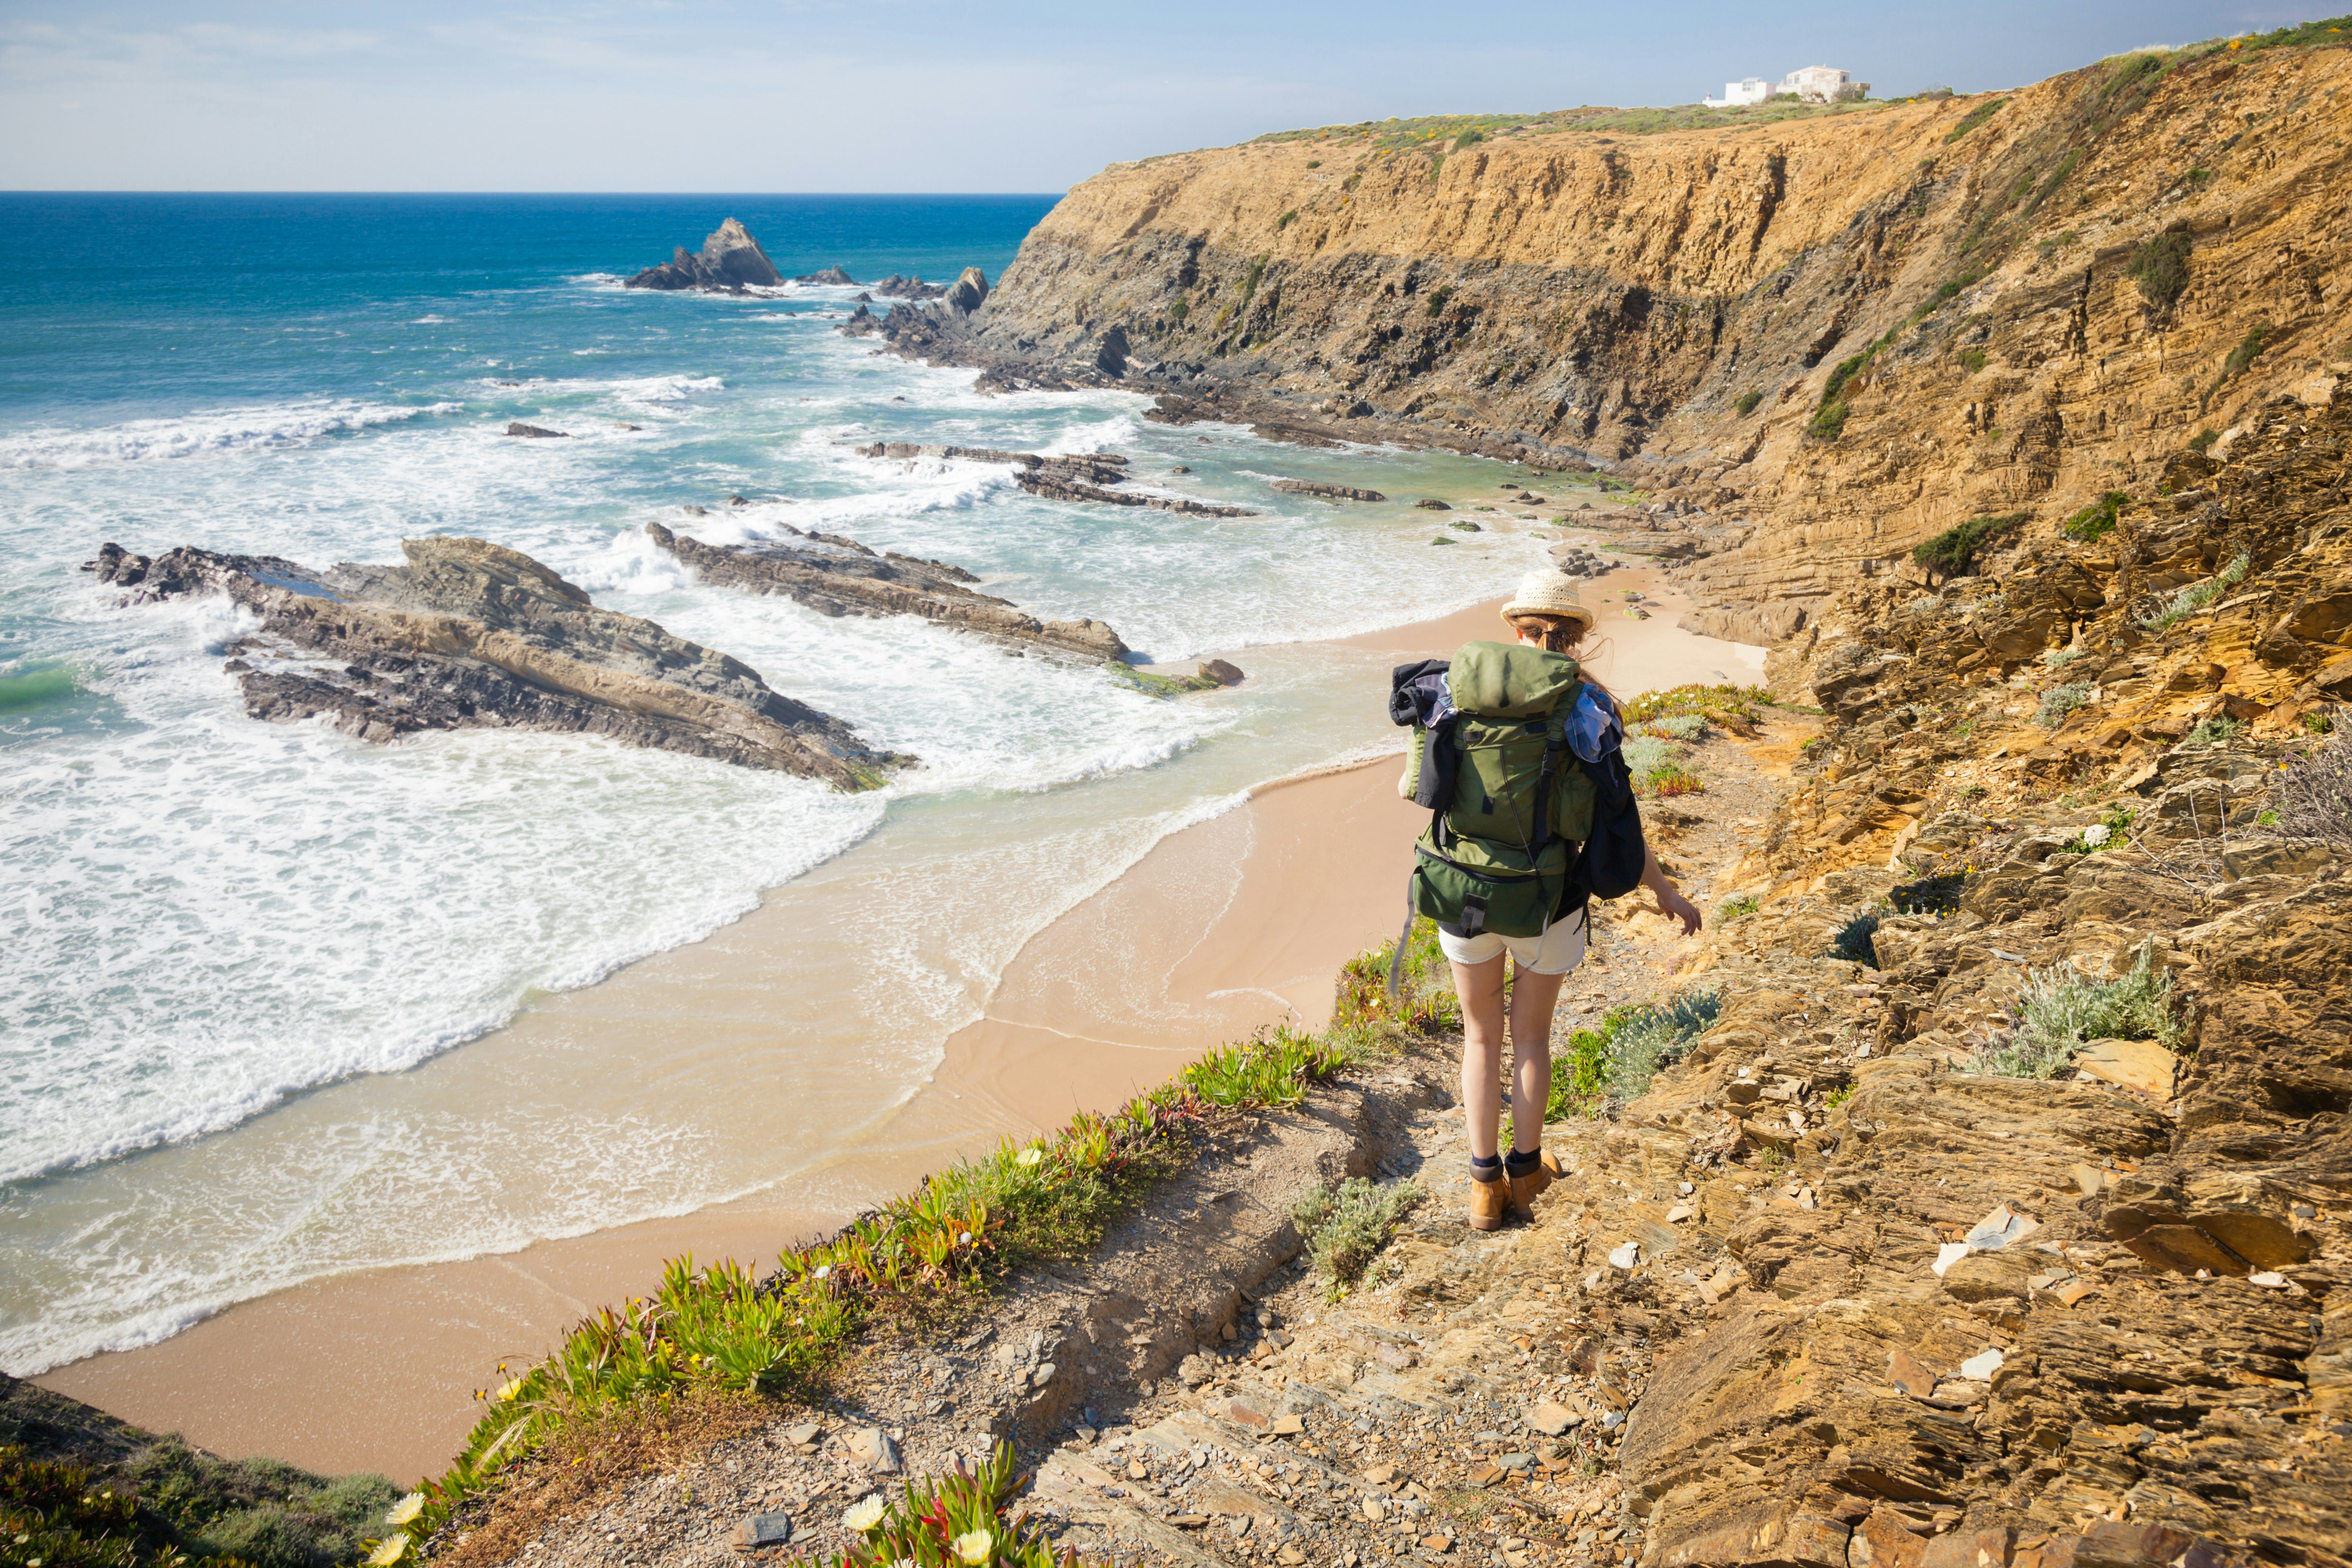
2081, 823, 2110, 847
1014, 1148, 1044, 1168
842, 1495, 886, 1533
958, 1231, 972, 1245
367, 1537, 409, 1566
384, 1494, 425, 1527
954, 1529, 994, 1565
812, 1264, 832, 1280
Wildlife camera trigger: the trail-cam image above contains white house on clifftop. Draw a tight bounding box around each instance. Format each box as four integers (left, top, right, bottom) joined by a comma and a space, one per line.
1703, 65, 1868, 107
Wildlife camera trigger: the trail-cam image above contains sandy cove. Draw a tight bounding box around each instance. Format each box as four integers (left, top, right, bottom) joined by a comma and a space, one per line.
40, 561, 1763, 1486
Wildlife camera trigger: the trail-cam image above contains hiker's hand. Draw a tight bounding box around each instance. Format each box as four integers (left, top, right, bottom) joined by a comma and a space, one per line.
1658, 886, 1703, 936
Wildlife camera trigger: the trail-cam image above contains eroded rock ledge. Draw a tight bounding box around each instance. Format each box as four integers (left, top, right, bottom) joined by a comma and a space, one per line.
86, 536, 905, 788
644, 519, 1130, 662
625, 218, 784, 293
854, 441, 1259, 518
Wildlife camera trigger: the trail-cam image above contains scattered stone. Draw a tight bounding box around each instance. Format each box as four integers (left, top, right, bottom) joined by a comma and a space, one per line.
1416, 499, 1451, 510
785, 1423, 822, 1447
504, 422, 568, 439
1270, 1413, 1306, 1436
2074, 1036, 2182, 1098
847, 1426, 901, 1473
1449, 521, 1482, 533
733, 1511, 794, 1549
1526, 1401, 1577, 1437
1607, 1241, 1640, 1270
793, 266, 856, 286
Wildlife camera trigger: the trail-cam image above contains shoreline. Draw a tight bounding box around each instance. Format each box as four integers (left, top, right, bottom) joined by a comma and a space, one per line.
37, 551, 1762, 1486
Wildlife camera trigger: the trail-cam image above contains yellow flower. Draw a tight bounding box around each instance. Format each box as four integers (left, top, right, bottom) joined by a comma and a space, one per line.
384, 1495, 425, 1528
1014, 1148, 1044, 1168
496, 1379, 523, 1402
842, 1496, 887, 1533
954, 1530, 995, 1565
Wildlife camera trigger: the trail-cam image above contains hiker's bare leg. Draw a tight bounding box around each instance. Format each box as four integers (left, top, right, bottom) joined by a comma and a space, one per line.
1453, 954, 1508, 1161
1455, 958, 1568, 1158
1506, 966, 1567, 1153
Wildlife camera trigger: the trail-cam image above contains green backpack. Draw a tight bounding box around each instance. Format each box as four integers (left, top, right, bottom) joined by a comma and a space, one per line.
1401, 641, 1598, 940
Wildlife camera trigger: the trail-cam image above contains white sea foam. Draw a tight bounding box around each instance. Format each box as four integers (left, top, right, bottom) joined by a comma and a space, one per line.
0, 399, 460, 470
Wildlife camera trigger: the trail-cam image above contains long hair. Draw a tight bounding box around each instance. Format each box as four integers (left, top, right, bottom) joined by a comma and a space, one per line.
1505, 612, 1614, 698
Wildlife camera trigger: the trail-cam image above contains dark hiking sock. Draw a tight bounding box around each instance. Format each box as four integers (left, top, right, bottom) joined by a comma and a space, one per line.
1469, 1153, 1504, 1183
1504, 1147, 1542, 1178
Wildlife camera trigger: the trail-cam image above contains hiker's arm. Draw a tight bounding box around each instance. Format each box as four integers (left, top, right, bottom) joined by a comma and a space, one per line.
1641, 846, 1703, 935
1398, 758, 1413, 799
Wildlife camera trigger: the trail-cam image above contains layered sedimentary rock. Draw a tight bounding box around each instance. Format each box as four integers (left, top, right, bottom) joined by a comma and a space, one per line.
643, 519, 1129, 662
874, 39, 2352, 640
86, 536, 903, 788
625, 218, 784, 292
1593, 398, 2352, 1563
1270, 479, 1385, 502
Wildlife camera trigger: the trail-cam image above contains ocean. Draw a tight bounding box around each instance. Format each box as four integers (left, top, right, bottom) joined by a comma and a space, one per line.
0, 194, 1552, 1377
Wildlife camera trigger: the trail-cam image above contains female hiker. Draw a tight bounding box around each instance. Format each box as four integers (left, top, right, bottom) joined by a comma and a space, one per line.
1391, 568, 1703, 1231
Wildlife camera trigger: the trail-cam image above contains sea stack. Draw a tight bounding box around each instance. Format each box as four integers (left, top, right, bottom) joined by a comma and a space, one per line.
625, 218, 784, 293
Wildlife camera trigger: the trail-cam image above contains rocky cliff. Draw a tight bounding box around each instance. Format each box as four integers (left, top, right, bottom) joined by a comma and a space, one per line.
626, 218, 784, 292
893, 28, 2352, 642
87, 536, 905, 788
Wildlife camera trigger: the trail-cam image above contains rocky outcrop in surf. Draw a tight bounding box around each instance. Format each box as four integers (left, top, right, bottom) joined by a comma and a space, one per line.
1270, 479, 1385, 502
644, 520, 1129, 663
625, 219, 784, 293
853, 442, 1258, 518
85, 536, 904, 788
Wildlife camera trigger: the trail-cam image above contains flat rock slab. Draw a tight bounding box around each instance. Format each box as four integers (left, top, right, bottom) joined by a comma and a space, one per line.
2074, 1036, 2181, 1098
733, 1511, 794, 1548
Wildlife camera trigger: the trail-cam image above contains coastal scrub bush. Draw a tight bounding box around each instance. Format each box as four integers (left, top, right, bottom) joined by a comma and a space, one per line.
1716, 893, 1760, 921
2138, 551, 2250, 632
1166, 299, 1189, 322
1546, 992, 1722, 1115
2035, 680, 2093, 727
1913, 511, 2029, 583
2129, 229, 2193, 309
1830, 910, 1882, 966
1638, 714, 1708, 742
2186, 715, 2248, 745
2063, 490, 2128, 541
1642, 765, 1706, 798
2042, 646, 2084, 668
1620, 683, 1769, 734
1277, 210, 1298, 228
2206, 323, 2270, 405
1961, 347, 1990, 373
2271, 711, 2352, 845
1291, 1177, 1423, 1296
821, 1443, 1064, 1568
1425, 285, 1452, 317
1981, 946, 2178, 1078
1735, 390, 1763, 416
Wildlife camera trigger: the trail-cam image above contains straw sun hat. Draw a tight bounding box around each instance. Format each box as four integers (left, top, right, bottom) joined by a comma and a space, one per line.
1500, 568, 1596, 634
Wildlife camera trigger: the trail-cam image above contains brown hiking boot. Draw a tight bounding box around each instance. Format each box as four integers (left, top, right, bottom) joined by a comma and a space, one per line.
1508, 1150, 1563, 1216
1469, 1173, 1509, 1232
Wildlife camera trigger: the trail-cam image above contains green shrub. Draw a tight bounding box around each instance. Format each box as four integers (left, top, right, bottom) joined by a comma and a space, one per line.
2219, 322, 2269, 382
1425, 285, 1453, 317
1291, 1177, 1423, 1296
1913, 511, 2029, 581
2036, 680, 2093, 727
1830, 911, 1882, 966
1735, 390, 1763, 416
1981, 946, 2178, 1078
1620, 683, 1769, 733
1454, 127, 1484, 148
2138, 551, 2250, 631
2062, 490, 2128, 541
1717, 893, 1760, 922
1961, 347, 1989, 373
2129, 229, 2192, 308
2186, 715, 2248, 745
1167, 299, 1189, 321
1277, 210, 1298, 229
1547, 993, 1721, 1114
2305, 711, 2338, 736
2042, 646, 2084, 668
1639, 714, 1709, 742
2272, 711, 2352, 846
2189, 428, 2220, 453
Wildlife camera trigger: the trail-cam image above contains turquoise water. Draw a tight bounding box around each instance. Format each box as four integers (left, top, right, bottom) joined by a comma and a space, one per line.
0, 195, 1554, 1374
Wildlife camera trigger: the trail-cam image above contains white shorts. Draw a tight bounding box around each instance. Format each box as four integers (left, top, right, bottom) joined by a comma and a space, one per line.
1436, 910, 1587, 975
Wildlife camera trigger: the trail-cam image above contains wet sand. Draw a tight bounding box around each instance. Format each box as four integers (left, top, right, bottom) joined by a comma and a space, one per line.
39, 558, 1762, 1485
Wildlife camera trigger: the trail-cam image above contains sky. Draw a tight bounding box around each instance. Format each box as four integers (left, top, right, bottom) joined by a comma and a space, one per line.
0, 1, 2335, 192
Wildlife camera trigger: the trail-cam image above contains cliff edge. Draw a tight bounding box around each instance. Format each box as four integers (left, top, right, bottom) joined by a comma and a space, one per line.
900, 27, 2352, 644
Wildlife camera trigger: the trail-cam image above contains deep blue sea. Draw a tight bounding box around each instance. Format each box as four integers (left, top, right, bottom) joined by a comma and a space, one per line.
0, 194, 1550, 1376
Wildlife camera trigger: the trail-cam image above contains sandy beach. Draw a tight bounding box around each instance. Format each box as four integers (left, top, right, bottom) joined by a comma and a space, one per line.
40, 557, 1762, 1485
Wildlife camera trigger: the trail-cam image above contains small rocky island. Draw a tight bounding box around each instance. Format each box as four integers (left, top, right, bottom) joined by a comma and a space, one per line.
625, 218, 785, 293
645, 519, 1129, 662
85, 536, 906, 788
